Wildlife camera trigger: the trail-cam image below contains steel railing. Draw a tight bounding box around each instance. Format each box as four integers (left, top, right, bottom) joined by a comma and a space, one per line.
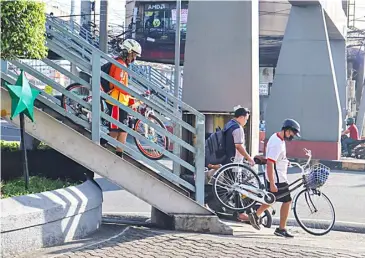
46, 14, 180, 98
2, 19, 205, 204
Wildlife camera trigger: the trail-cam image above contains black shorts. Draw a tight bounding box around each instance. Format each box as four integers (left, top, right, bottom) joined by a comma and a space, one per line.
266, 181, 292, 203
106, 102, 128, 132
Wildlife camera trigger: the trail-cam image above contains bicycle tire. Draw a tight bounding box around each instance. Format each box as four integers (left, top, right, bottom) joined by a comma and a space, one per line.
133, 114, 169, 160
213, 163, 261, 212
258, 206, 273, 228
62, 83, 109, 128
293, 189, 335, 236
61, 83, 105, 113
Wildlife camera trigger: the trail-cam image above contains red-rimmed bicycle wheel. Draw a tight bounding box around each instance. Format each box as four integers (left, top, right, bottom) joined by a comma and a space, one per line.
133, 114, 169, 160
61, 83, 106, 122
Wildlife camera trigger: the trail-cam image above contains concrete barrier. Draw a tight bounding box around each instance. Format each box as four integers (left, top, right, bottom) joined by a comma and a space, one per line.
0, 180, 103, 257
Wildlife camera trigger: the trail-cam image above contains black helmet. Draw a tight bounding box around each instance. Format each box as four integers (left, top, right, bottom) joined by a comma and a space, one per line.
346, 117, 355, 125
282, 119, 301, 137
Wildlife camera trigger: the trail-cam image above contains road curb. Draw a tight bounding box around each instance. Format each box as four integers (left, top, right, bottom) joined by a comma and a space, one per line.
272, 218, 365, 234
290, 158, 365, 172
102, 213, 234, 235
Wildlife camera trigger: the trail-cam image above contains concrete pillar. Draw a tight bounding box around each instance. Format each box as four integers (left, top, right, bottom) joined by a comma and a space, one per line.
330, 39, 347, 125
357, 87, 365, 137
355, 56, 365, 108
266, 5, 342, 160
182, 0, 259, 155
150, 207, 173, 229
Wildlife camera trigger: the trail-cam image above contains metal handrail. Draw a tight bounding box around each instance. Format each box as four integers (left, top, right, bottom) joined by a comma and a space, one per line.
47, 19, 200, 118
47, 19, 182, 104
3, 20, 206, 204
46, 15, 178, 96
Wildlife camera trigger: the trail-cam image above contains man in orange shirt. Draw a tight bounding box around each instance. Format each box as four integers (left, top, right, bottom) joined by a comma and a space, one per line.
101, 39, 142, 157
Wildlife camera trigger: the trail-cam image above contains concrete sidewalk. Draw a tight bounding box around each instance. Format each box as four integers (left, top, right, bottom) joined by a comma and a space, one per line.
16, 222, 365, 258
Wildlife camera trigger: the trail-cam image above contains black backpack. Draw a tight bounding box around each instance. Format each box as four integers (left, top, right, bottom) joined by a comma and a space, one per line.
100, 58, 122, 93
205, 127, 227, 166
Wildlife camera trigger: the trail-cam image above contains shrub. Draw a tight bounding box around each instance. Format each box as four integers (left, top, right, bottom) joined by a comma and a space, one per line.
1, 0, 47, 59
0, 140, 49, 151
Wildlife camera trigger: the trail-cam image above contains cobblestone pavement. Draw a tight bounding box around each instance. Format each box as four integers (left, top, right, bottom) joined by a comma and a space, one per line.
21, 223, 365, 258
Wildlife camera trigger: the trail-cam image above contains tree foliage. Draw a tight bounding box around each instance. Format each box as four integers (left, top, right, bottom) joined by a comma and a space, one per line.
1, 0, 47, 59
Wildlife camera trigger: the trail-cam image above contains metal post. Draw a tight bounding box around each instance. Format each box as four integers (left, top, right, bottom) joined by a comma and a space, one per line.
195, 115, 205, 205
70, 0, 78, 79
91, 52, 101, 143
81, 0, 92, 31
99, 0, 109, 53
132, 7, 138, 39
70, 0, 76, 31
173, 0, 182, 176
19, 113, 30, 190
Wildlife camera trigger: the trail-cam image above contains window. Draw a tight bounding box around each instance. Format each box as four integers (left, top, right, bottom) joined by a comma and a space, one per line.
141, 2, 188, 35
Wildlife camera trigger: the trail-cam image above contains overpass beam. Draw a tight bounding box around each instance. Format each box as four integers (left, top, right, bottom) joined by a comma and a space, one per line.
182, 1, 259, 155
266, 4, 342, 160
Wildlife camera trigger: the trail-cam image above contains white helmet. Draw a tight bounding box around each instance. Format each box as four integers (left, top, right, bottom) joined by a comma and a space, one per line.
120, 39, 142, 57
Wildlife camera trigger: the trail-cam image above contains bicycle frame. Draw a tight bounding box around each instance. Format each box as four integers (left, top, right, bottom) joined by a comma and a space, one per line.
229, 148, 313, 205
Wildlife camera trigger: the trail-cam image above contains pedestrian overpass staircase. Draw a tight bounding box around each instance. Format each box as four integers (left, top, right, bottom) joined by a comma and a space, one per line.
1, 18, 231, 233
45, 15, 180, 98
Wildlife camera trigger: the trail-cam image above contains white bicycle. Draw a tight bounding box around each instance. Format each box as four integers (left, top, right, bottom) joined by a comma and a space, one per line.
212, 148, 336, 236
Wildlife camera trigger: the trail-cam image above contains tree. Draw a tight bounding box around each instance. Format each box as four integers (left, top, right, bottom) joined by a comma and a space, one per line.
1, 0, 47, 59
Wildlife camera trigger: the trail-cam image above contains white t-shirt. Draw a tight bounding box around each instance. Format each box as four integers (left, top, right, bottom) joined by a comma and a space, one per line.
232, 124, 245, 163
265, 133, 289, 183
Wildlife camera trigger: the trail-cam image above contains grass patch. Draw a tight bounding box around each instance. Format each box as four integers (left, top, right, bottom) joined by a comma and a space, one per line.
1, 176, 78, 199
1, 140, 50, 152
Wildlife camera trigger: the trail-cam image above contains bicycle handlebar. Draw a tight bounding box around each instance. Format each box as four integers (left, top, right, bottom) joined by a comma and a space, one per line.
288, 148, 312, 172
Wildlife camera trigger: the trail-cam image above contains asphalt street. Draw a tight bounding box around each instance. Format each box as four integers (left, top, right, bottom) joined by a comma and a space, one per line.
98, 168, 365, 225
2, 119, 364, 225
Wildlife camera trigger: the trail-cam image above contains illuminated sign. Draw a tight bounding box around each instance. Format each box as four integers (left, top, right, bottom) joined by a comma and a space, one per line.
146, 3, 168, 10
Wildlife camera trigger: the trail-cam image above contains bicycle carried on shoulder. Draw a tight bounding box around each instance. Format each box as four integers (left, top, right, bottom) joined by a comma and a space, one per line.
61, 82, 170, 160
212, 148, 335, 236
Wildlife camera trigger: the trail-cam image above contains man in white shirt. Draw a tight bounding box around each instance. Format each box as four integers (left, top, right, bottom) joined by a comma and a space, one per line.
248, 119, 301, 238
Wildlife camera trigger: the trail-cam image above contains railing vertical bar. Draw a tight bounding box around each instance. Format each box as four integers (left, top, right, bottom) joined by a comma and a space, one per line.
194, 115, 206, 205
91, 51, 101, 143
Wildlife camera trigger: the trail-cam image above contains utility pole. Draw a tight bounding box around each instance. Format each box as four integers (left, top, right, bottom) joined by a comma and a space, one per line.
99, 0, 109, 53
70, 0, 76, 29
81, 0, 92, 31
173, 0, 182, 176
70, 0, 77, 76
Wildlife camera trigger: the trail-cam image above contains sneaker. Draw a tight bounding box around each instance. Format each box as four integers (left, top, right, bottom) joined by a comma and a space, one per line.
115, 151, 123, 158
274, 228, 294, 238
248, 213, 261, 230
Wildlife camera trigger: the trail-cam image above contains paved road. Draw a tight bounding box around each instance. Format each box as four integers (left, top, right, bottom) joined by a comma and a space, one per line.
1, 119, 23, 141
3, 119, 365, 224
19, 223, 365, 258
98, 169, 365, 225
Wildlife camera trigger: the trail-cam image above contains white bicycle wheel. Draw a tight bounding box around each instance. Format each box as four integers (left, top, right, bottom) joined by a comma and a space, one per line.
213, 163, 261, 212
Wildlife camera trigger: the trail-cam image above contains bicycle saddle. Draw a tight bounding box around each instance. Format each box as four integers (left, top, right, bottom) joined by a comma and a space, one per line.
254, 155, 267, 165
